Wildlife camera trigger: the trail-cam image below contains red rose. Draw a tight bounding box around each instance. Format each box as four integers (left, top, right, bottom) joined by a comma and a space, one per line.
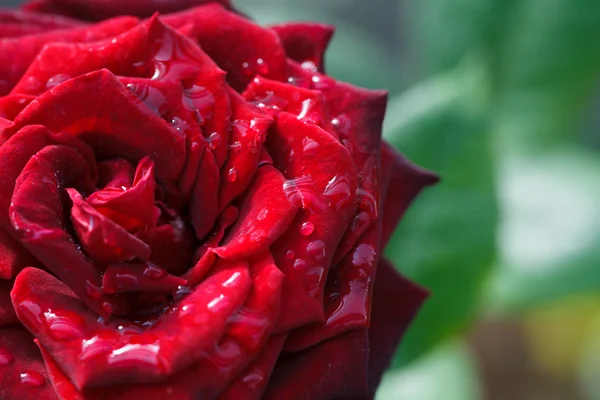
0, 1, 437, 399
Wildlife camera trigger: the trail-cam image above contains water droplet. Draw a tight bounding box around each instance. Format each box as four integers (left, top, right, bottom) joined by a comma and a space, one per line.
85, 279, 103, 300
256, 58, 269, 75
299, 221, 315, 236
306, 240, 327, 261
222, 271, 242, 288
241, 61, 252, 76
284, 249, 296, 260
20, 371, 45, 388
46, 73, 70, 90
208, 132, 222, 150
301, 136, 319, 153
44, 311, 84, 341
143, 264, 167, 279
227, 167, 237, 182
207, 294, 226, 311
301, 61, 318, 73
102, 302, 114, 316
0, 348, 14, 366
293, 258, 307, 269
352, 244, 376, 267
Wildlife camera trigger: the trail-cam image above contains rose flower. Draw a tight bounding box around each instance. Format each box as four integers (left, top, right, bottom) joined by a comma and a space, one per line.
0, 1, 438, 399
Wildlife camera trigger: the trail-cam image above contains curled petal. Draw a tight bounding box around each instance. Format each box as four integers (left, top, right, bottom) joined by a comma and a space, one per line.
267, 112, 358, 331
11, 263, 252, 390
87, 156, 160, 232
102, 263, 186, 294
0, 16, 138, 95
69, 189, 152, 265
6, 69, 187, 184
163, 4, 287, 91
270, 23, 334, 72
0, 94, 36, 120
215, 165, 299, 260
9, 145, 111, 316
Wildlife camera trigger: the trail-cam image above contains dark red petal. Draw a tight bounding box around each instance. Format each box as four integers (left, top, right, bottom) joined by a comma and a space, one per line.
22, 0, 234, 21
5, 69, 187, 185
0, 279, 18, 326
0, 327, 55, 400
189, 146, 220, 239
270, 23, 334, 72
215, 165, 299, 260
380, 142, 439, 247
220, 333, 287, 400
136, 219, 196, 276
69, 189, 152, 265
102, 262, 186, 294
11, 263, 252, 390
97, 159, 135, 189
0, 9, 82, 29
267, 112, 358, 332
367, 259, 429, 393
0, 16, 138, 95
87, 156, 160, 232
9, 145, 114, 316
163, 4, 287, 92
218, 89, 272, 212
264, 329, 370, 400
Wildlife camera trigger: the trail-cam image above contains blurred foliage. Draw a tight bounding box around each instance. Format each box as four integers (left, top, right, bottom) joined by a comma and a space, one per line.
376, 341, 482, 400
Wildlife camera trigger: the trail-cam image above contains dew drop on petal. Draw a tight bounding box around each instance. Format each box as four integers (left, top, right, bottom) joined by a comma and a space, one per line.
44, 311, 84, 341
143, 264, 167, 279
299, 221, 315, 236
20, 371, 45, 388
227, 167, 238, 182
0, 348, 14, 366
284, 249, 296, 260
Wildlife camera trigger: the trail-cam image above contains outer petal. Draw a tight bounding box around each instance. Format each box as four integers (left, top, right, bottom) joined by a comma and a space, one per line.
22, 0, 234, 20
0, 16, 138, 95
163, 4, 287, 92
263, 329, 370, 400
5, 69, 187, 185
267, 112, 358, 331
0, 326, 55, 400
0, 279, 18, 326
366, 259, 429, 393
270, 23, 334, 72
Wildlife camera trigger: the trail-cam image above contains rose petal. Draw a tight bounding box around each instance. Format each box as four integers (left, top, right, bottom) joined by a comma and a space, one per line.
267, 112, 358, 331
102, 262, 186, 294
218, 89, 272, 212
270, 23, 334, 72
69, 189, 152, 265
0, 279, 18, 326
220, 333, 287, 400
0, 326, 55, 400
11, 263, 252, 389
215, 165, 299, 261
189, 145, 220, 239
380, 142, 439, 247
243, 76, 326, 126
87, 156, 160, 232
9, 145, 114, 316
0, 8, 82, 29
0, 16, 138, 95
163, 4, 287, 92
0, 94, 36, 120
5, 69, 187, 184
22, 0, 234, 21
0, 227, 40, 280
367, 259, 429, 393
263, 329, 370, 400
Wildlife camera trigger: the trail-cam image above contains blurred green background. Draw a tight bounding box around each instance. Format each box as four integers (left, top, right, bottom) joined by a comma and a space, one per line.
233, 0, 600, 399
7, 0, 600, 398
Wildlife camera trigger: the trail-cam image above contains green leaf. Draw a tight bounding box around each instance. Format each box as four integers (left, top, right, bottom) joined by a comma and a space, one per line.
384, 61, 498, 366
375, 341, 482, 400
486, 148, 600, 312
